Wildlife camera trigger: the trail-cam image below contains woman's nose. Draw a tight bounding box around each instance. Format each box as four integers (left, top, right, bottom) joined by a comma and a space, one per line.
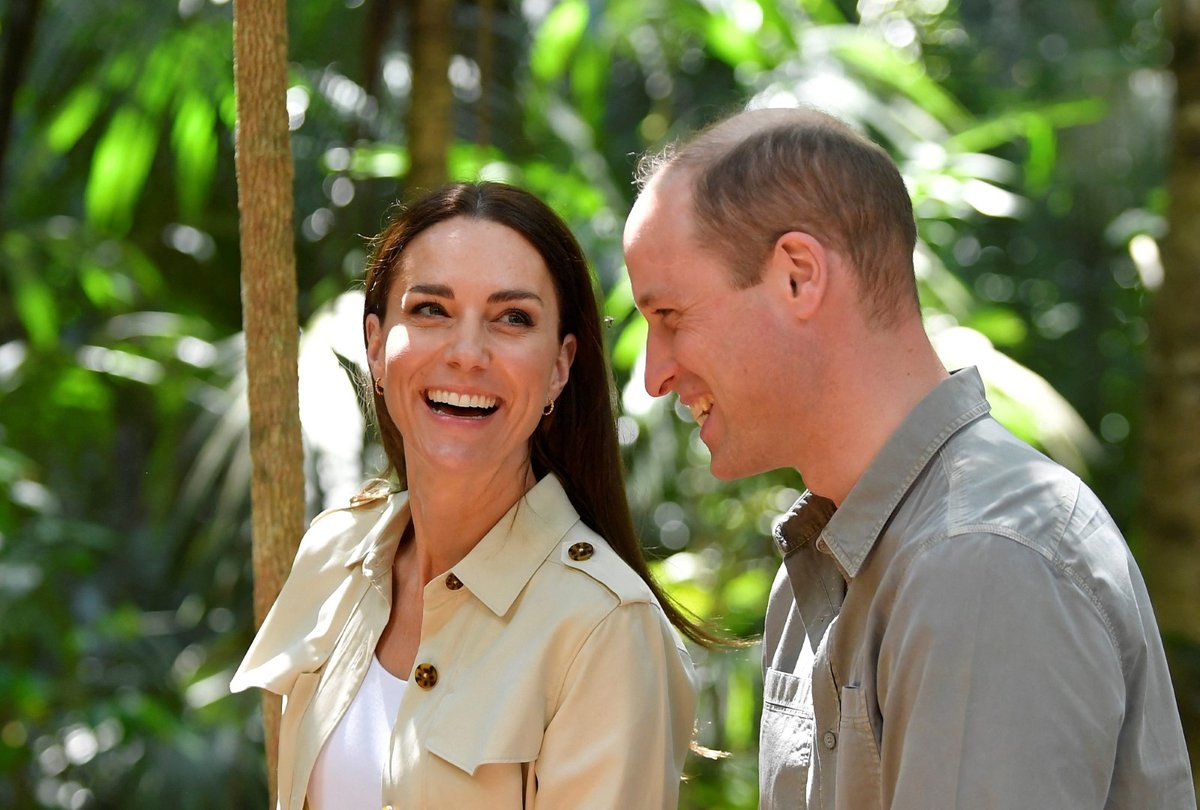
444, 321, 489, 370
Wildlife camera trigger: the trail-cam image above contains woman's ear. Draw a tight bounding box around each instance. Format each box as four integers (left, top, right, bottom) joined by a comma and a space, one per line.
550, 334, 577, 400
768, 231, 829, 321
365, 313, 385, 382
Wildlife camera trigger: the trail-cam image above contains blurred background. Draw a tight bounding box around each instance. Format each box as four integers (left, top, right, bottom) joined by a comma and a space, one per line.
1, 0, 1196, 806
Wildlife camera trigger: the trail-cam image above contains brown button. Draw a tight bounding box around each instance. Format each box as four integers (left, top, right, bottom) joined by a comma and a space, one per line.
445, 572, 463, 590
414, 663, 438, 689
568, 542, 594, 561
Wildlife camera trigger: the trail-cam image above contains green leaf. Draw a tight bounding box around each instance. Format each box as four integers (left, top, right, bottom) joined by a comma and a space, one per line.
350, 144, 410, 179
965, 306, 1028, 348
945, 99, 1107, 154
85, 106, 160, 235
612, 313, 647, 372
45, 85, 105, 153
171, 93, 218, 219
14, 281, 59, 350
798, 0, 846, 25
530, 0, 589, 83
831, 32, 971, 131
705, 14, 765, 69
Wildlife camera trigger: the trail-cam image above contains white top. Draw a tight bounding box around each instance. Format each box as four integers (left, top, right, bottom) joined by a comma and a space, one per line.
308, 656, 407, 809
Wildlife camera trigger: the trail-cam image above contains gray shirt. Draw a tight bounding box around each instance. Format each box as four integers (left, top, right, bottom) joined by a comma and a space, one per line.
760, 367, 1195, 809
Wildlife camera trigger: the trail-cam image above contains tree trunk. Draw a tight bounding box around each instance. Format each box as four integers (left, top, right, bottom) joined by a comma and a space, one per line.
1143, 0, 1200, 791
406, 0, 454, 194
232, 0, 306, 805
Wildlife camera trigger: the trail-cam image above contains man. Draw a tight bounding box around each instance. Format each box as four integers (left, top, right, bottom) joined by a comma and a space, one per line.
623, 106, 1195, 809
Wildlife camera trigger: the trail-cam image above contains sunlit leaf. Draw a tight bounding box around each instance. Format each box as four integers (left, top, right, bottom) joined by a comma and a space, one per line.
945, 99, 1107, 153
705, 14, 765, 69
45, 85, 105, 153
830, 32, 971, 130
350, 144, 410, 179
530, 0, 589, 83
965, 306, 1028, 348
85, 106, 159, 235
172, 93, 218, 220
571, 41, 609, 125
611, 313, 647, 372
10, 266, 60, 350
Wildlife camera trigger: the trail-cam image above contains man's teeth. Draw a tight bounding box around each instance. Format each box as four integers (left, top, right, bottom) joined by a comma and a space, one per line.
689, 396, 713, 426
427, 389, 497, 409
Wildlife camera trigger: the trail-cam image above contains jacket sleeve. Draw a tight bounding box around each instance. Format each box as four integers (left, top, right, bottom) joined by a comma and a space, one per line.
877, 532, 1125, 809
531, 600, 698, 809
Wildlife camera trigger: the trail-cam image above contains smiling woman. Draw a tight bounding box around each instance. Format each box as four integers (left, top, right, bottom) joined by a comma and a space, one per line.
230, 182, 711, 810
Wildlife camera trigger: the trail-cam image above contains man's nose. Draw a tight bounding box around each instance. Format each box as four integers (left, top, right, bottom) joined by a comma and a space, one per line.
643, 330, 676, 397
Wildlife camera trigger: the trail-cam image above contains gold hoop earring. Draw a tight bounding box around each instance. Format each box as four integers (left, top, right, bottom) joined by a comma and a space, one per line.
542, 399, 555, 416
375, 378, 385, 396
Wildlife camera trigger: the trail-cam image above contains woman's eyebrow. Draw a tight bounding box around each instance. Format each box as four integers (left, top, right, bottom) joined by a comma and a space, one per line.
405, 284, 543, 305
488, 289, 543, 305
407, 283, 454, 298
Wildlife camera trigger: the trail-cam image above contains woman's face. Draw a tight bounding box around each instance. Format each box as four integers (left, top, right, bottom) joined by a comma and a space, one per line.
366, 217, 576, 481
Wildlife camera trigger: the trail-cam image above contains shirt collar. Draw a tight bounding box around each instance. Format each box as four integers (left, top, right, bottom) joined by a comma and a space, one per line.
775, 366, 991, 578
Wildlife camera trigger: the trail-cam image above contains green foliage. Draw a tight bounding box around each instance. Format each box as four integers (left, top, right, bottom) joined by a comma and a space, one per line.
0, 0, 1182, 806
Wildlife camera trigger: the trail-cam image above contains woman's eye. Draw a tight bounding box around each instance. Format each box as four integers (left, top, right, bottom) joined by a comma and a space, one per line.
499, 309, 533, 326
411, 302, 446, 317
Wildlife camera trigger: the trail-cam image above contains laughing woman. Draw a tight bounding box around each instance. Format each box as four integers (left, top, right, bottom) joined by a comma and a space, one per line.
231, 182, 705, 809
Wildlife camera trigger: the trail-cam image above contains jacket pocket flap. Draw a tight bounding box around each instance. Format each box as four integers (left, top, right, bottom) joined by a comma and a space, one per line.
424, 699, 544, 776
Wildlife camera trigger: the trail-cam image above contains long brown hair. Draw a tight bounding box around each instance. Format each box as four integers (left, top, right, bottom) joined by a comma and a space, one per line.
362, 181, 718, 647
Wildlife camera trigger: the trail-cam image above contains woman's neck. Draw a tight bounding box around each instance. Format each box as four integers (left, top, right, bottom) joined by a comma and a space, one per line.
401, 460, 538, 585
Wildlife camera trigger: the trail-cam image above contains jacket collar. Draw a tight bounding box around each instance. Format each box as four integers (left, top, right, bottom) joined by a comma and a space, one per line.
775, 366, 991, 579
450, 474, 579, 616
347, 474, 580, 617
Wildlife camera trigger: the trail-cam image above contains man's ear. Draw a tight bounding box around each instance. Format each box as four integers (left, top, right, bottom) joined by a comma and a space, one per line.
767, 231, 829, 320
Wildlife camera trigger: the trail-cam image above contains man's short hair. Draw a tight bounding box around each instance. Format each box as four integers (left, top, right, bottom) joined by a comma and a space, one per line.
636, 107, 919, 325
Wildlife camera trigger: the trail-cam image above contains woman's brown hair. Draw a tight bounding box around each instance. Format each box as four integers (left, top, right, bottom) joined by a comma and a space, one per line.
362, 181, 718, 647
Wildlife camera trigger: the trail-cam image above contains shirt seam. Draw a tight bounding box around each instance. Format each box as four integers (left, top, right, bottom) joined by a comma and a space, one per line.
920, 524, 1125, 676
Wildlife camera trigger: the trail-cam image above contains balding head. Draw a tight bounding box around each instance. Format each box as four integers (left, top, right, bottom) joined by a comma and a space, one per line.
635, 107, 919, 324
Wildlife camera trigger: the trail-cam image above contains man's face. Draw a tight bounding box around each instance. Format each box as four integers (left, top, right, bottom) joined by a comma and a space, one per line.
623, 176, 798, 480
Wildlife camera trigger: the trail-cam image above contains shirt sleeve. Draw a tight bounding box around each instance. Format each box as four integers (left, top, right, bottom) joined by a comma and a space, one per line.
530, 600, 698, 809
877, 531, 1125, 809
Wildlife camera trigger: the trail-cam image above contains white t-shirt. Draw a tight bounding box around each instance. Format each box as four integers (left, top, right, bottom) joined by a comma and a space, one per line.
308, 656, 407, 809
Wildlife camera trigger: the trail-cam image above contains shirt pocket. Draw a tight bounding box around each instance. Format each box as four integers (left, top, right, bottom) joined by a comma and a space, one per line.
760, 667, 815, 805
834, 684, 881, 809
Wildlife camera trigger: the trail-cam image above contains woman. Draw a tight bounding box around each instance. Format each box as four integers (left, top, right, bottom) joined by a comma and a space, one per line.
231, 182, 706, 809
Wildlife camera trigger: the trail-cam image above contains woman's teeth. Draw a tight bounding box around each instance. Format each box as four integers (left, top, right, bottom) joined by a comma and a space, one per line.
427, 389, 497, 410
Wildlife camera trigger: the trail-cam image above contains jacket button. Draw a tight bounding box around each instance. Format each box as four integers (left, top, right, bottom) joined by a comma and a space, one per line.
414, 663, 439, 689
445, 572, 463, 590
567, 542, 594, 561
383, 806, 394, 810
823, 730, 838, 750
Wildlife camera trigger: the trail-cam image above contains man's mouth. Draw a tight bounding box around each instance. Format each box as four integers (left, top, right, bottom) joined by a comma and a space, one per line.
425, 389, 499, 418
688, 395, 714, 427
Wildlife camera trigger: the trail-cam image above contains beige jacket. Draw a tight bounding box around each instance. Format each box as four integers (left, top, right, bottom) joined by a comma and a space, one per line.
231, 475, 697, 810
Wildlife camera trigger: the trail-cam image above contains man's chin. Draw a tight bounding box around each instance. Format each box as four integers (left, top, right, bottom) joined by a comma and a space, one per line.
708, 451, 774, 482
